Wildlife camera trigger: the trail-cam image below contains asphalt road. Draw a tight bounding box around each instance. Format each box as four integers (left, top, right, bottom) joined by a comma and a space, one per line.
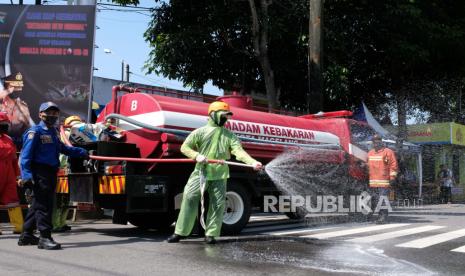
1, 204, 464, 275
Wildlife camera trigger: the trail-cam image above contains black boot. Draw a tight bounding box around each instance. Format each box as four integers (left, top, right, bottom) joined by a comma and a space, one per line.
38, 237, 61, 250
205, 236, 216, 244
166, 234, 184, 243
18, 233, 40, 246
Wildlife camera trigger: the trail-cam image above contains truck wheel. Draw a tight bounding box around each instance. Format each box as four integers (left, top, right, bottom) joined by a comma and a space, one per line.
128, 213, 174, 231
221, 183, 251, 235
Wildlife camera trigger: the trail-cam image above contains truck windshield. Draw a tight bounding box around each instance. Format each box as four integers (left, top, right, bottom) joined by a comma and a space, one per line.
349, 121, 377, 152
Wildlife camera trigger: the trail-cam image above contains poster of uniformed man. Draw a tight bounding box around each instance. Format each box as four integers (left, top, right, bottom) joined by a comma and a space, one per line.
0, 72, 34, 144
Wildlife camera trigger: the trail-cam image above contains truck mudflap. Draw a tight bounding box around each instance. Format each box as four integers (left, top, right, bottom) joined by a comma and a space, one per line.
68, 173, 99, 203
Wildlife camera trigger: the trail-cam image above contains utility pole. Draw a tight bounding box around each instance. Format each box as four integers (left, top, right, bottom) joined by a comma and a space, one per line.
308, 0, 323, 113
125, 63, 130, 82
121, 60, 124, 82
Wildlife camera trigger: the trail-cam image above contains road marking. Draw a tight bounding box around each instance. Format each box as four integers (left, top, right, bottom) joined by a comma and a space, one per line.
242, 223, 306, 233
451, 245, 465, 253
302, 224, 409, 239
249, 215, 289, 222
396, 228, 465, 248
266, 226, 341, 236
347, 225, 445, 243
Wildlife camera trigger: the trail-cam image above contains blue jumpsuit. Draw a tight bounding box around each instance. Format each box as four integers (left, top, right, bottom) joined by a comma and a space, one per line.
20, 121, 87, 237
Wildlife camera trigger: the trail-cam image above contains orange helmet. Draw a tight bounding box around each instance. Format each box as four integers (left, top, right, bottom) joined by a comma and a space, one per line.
208, 101, 233, 115
64, 115, 83, 127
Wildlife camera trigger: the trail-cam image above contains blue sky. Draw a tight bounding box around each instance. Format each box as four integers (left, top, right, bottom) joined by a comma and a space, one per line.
0, 0, 223, 95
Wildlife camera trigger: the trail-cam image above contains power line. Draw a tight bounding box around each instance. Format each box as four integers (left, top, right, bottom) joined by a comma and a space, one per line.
97, 7, 151, 17
130, 72, 188, 90
97, 2, 154, 11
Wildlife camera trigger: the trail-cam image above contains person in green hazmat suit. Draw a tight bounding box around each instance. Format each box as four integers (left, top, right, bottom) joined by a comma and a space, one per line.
167, 101, 263, 244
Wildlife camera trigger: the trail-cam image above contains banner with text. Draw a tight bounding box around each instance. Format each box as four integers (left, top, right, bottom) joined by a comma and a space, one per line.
0, 4, 95, 145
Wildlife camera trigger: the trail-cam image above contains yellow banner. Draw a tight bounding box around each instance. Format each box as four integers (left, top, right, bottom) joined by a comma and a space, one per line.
406, 123, 451, 144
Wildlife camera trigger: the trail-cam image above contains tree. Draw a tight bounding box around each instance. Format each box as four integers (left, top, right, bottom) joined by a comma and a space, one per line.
113, 0, 465, 122
113, 0, 310, 111
324, 0, 465, 137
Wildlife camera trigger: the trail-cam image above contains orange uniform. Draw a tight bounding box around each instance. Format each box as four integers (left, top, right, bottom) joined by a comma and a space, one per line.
367, 147, 398, 188
0, 132, 20, 205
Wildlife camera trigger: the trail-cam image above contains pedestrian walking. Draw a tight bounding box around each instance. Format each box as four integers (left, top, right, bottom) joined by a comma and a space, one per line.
438, 164, 454, 204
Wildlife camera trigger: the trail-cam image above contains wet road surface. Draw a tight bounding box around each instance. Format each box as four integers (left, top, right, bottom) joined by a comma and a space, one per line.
0, 204, 464, 275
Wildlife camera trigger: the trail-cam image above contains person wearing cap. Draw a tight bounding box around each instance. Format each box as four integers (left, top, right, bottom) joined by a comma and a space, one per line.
367, 134, 398, 224
18, 102, 88, 250
167, 101, 262, 244
0, 72, 34, 140
0, 112, 24, 235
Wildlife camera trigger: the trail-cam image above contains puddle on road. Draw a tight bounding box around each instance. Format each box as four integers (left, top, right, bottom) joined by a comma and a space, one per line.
202, 239, 435, 275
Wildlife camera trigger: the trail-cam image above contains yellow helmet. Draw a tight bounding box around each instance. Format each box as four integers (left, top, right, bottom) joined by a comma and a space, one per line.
208, 101, 233, 115
64, 115, 83, 127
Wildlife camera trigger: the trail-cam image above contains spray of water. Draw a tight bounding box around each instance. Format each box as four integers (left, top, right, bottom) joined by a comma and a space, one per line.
263, 148, 365, 216
265, 148, 355, 194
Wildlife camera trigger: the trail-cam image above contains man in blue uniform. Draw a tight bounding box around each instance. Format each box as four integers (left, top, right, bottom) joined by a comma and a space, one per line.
18, 102, 88, 250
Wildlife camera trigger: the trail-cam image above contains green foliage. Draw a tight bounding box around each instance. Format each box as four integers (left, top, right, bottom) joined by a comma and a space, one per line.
111, 0, 465, 118
324, 0, 465, 118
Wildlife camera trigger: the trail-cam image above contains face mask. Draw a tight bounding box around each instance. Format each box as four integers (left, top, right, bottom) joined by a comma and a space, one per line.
210, 111, 229, 126
42, 115, 58, 126
0, 124, 8, 133
8, 91, 21, 99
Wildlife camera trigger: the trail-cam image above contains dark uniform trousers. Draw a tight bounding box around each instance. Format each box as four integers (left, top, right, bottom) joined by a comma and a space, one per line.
23, 163, 58, 238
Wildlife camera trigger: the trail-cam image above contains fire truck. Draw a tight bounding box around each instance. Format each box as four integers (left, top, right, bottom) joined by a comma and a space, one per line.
60, 85, 374, 234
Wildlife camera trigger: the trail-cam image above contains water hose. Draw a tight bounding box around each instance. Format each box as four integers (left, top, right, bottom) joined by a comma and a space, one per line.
89, 155, 256, 168
60, 125, 73, 147
89, 154, 256, 231
199, 167, 207, 230
105, 113, 340, 150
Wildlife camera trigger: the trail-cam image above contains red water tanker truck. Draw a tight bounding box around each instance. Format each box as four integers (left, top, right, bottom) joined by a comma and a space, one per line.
63, 86, 374, 234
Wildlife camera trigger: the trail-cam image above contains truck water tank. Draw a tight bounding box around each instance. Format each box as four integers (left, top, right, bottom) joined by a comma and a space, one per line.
217, 92, 253, 109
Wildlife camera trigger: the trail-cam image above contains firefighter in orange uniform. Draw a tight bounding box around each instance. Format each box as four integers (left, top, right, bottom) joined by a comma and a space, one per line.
0, 112, 24, 234
367, 134, 398, 224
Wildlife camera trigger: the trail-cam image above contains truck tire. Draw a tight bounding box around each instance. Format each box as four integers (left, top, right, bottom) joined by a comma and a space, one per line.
221, 183, 251, 235
128, 213, 174, 231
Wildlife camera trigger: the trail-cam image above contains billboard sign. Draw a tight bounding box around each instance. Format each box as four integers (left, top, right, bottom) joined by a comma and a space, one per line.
0, 4, 95, 145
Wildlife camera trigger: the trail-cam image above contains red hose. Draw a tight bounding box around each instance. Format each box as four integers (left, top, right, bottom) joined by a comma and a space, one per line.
60, 125, 73, 147
89, 155, 223, 164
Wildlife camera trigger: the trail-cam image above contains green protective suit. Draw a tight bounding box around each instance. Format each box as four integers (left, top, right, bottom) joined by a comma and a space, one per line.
52, 129, 71, 231
174, 117, 257, 237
